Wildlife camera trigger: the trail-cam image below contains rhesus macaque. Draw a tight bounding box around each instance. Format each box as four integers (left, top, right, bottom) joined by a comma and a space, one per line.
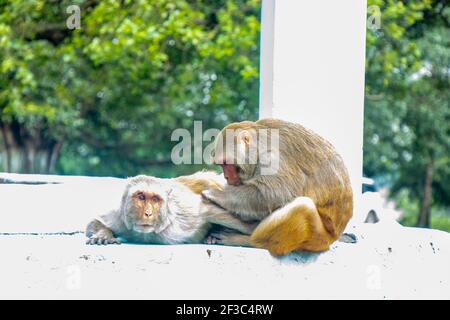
202, 118, 353, 256
86, 172, 256, 245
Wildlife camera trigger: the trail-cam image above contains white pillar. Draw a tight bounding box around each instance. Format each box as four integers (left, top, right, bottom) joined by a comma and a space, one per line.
259, 0, 367, 218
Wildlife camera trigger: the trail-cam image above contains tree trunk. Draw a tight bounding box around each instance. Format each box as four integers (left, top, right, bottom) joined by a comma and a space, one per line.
0, 124, 12, 172
0, 121, 62, 174
417, 160, 433, 228
47, 141, 63, 173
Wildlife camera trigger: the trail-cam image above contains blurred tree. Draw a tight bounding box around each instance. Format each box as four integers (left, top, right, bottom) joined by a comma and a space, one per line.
364, 0, 449, 227
0, 0, 260, 175
392, 26, 449, 227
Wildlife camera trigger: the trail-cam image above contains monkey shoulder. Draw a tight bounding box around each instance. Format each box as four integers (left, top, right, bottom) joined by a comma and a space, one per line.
162, 185, 211, 243
157, 215, 210, 244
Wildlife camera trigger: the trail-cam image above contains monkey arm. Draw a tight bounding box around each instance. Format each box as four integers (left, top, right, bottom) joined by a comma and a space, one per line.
202, 184, 269, 219
202, 203, 257, 235
86, 218, 106, 237
85, 216, 121, 245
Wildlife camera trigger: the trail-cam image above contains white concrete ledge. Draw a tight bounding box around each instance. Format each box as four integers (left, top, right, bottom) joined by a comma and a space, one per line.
0, 174, 449, 299
0, 172, 122, 184
0, 175, 126, 233
0, 223, 448, 299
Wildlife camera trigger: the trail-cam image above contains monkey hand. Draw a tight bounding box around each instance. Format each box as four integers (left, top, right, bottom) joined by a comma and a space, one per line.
201, 189, 226, 209
204, 231, 232, 245
86, 229, 121, 245
204, 234, 220, 245
203, 184, 268, 217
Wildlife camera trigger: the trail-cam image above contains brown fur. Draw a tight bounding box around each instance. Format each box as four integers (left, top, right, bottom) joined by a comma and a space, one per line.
202, 118, 353, 255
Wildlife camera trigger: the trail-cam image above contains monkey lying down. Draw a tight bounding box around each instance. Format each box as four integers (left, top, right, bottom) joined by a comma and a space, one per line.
85, 171, 256, 245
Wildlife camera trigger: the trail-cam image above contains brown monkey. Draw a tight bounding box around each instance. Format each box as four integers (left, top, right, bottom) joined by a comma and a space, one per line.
86, 172, 256, 245
202, 118, 353, 256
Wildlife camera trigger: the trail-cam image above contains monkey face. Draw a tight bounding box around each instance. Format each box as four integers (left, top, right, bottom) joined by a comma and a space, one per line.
121, 176, 173, 234
126, 189, 164, 233
214, 124, 258, 185
220, 163, 241, 186
129, 190, 163, 233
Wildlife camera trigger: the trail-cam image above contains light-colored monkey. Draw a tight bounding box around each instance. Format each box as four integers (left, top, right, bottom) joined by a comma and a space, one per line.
202, 118, 353, 256
86, 172, 256, 245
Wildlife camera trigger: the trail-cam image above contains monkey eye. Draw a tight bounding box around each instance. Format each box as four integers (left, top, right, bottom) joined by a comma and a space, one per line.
137, 193, 146, 201
151, 195, 161, 203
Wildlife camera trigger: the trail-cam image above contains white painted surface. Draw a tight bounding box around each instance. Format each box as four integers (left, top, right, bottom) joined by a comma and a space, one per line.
0, 178, 449, 299
0, 177, 126, 233
0, 223, 448, 299
0, 172, 122, 184
259, 0, 367, 219
258, 0, 275, 119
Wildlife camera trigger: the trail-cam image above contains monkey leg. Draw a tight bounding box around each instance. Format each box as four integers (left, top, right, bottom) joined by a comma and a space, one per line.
250, 197, 332, 256
205, 231, 252, 247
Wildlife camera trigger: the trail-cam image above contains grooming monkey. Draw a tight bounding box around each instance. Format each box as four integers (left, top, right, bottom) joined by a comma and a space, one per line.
202, 118, 353, 256
86, 172, 256, 245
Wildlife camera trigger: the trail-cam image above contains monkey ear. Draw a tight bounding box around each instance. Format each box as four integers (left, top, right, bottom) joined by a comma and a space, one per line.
240, 131, 252, 145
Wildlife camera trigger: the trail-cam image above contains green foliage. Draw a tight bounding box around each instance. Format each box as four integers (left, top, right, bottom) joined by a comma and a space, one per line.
364, 0, 449, 229
0, 0, 260, 176
396, 189, 450, 231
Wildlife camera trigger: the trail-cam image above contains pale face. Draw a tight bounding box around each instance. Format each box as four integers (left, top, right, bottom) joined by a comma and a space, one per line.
128, 190, 163, 233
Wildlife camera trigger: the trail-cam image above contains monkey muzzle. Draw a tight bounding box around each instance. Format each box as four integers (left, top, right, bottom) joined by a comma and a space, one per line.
144, 209, 153, 217
220, 164, 241, 186
133, 209, 158, 233
134, 223, 156, 233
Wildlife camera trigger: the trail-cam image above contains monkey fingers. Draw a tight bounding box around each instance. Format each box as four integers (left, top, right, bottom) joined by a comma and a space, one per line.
204, 235, 219, 245
86, 235, 121, 245
204, 232, 229, 245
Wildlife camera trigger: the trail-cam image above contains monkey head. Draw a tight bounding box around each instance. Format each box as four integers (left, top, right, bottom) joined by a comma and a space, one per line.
120, 176, 172, 234
213, 121, 262, 186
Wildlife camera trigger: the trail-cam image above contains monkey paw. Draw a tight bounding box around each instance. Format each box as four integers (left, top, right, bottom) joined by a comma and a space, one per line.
86, 235, 121, 245
204, 232, 231, 245
204, 235, 220, 245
